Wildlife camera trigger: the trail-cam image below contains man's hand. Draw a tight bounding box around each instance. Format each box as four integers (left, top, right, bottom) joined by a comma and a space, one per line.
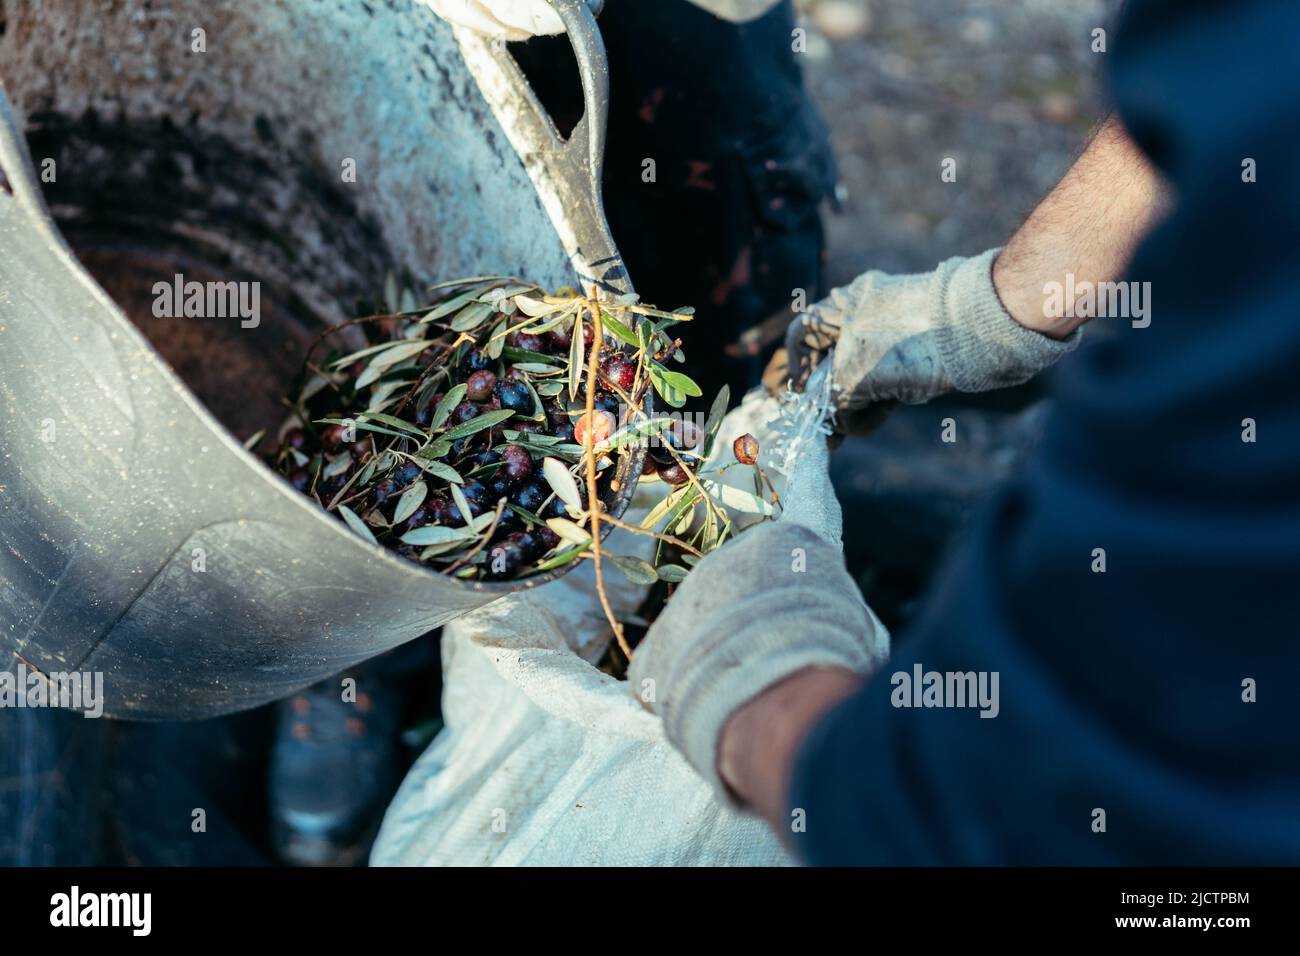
785, 248, 1080, 433
628, 431, 888, 814
783, 117, 1165, 433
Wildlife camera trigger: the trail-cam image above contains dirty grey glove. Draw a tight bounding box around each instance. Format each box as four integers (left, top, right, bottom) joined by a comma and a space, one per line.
786, 248, 1080, 430
629, 437, 888, 799
420, 0, 600, 41
423, 0, 776, 41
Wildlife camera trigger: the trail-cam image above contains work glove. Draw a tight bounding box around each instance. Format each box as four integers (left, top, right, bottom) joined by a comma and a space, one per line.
419, 0, 594, 41
784, 248, 1081, 433
422, 0, 780, 41
628, 397, 889, 801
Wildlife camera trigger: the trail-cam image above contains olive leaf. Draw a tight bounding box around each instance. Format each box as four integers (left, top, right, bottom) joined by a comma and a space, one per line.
606, 416, 673, 452
430, 383, 468, 431
338, 505, 379, 546
656, 564, 690, 583
542, 457, 584, 516
413, 458, 463, 485
450, 483, 475, 529
702, 384, 731, 456
650, 364, 702, 398
702, 479, 775, 516
419, 283, 497, 322
486, 319, 507, 360
600, 312, 640, 348
608, 553, 658, 586
514, 293, 558, 317
393, 481, 428, 525
450, 300, 495, 333
546, 517, 592, 545
401, 525, 476, 546
367, 339, 430, 372
440, 408, 514, 442
568, 310, 585, 402
358, 412, 425, 437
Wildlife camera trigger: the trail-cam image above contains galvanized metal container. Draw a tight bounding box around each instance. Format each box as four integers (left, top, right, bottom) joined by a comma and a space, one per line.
0, 0, 640, 718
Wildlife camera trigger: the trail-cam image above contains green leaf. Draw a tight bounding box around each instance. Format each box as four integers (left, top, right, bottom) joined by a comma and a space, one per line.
519, 306, 574, 336
648, 365, 687, 408
479, 284, 536, 303
652, 365, 702, 398
322, 452, 353, 478
358, 412, 425, 437
656, 564, 690, 583
526, 542, 590, 573
546, 517, 592, 545
568, 310, 585, 402
608, 553, 658, 586
702, 479, 775, 516
450, 300, 495, 332
315, 418, 412, 441
401, 525, 476, 546
606, 416, 673, 452
367, 338, 429, 372
542, 457, 584, 516
393, 481, 428, 524
702, 384, 731, 457
640, 484, 692, 529
486, 319, 507, 360
511, 362, 564, 375
419, 283, 495, 322
534, 380, 566, 397
338, 505, 378, 546
600, 312, 640, 348
502, 345, 559, 365
450, 483, 475, 529
412, 458, 463, 485
430, 383, 468, 431
440, 408, 514, 442
514, 293, 559, 317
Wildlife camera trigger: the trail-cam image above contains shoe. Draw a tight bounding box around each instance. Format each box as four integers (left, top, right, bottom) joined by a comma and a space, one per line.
268, 673, 401, 866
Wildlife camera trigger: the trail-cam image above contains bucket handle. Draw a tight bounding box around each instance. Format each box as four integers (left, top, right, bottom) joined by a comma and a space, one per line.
484, 0, 629, 296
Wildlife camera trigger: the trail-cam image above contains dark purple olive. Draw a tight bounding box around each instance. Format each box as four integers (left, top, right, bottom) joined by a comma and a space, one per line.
493, 378, 532, 414
466, 369, 498, 402
498, 444, 534, 483
601, 354, 636, 392
451, 401, 481, 425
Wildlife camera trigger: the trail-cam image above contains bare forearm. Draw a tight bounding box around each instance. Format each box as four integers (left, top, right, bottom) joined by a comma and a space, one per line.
993, 116, 1168, 338
718, 666, 862, 834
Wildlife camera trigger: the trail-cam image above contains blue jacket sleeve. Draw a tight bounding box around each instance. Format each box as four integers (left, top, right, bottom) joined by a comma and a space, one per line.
787, 0, 1300, 865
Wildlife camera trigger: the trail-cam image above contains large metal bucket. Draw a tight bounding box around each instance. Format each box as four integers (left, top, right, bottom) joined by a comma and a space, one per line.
0, 0, 638, 719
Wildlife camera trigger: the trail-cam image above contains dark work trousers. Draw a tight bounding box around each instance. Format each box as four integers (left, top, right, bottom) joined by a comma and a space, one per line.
514, 0, 838, 404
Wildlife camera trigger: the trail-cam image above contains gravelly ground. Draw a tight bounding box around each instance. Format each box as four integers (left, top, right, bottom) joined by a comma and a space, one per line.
793, 0, 1125, 626
797, 0, 1122, 283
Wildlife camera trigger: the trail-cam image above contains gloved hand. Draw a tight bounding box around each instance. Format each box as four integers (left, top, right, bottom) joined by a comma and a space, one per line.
422, 0, 780, 41
420, 0, 595, 41
785, 248, 1081, 433
628, 423, 889, 801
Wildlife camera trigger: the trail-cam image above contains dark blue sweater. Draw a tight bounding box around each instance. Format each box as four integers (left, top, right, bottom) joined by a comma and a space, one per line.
789, 0, 1300, 864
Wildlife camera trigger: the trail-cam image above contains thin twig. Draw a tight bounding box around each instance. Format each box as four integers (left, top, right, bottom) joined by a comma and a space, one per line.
582, 292, 632, 660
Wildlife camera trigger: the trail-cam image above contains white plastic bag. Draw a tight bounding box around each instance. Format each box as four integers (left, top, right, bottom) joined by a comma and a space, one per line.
372, 389, 802, 866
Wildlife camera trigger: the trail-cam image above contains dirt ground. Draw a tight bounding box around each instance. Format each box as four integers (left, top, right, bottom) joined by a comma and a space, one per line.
797, 0, 1121, 283
794, 0, 1124, 625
